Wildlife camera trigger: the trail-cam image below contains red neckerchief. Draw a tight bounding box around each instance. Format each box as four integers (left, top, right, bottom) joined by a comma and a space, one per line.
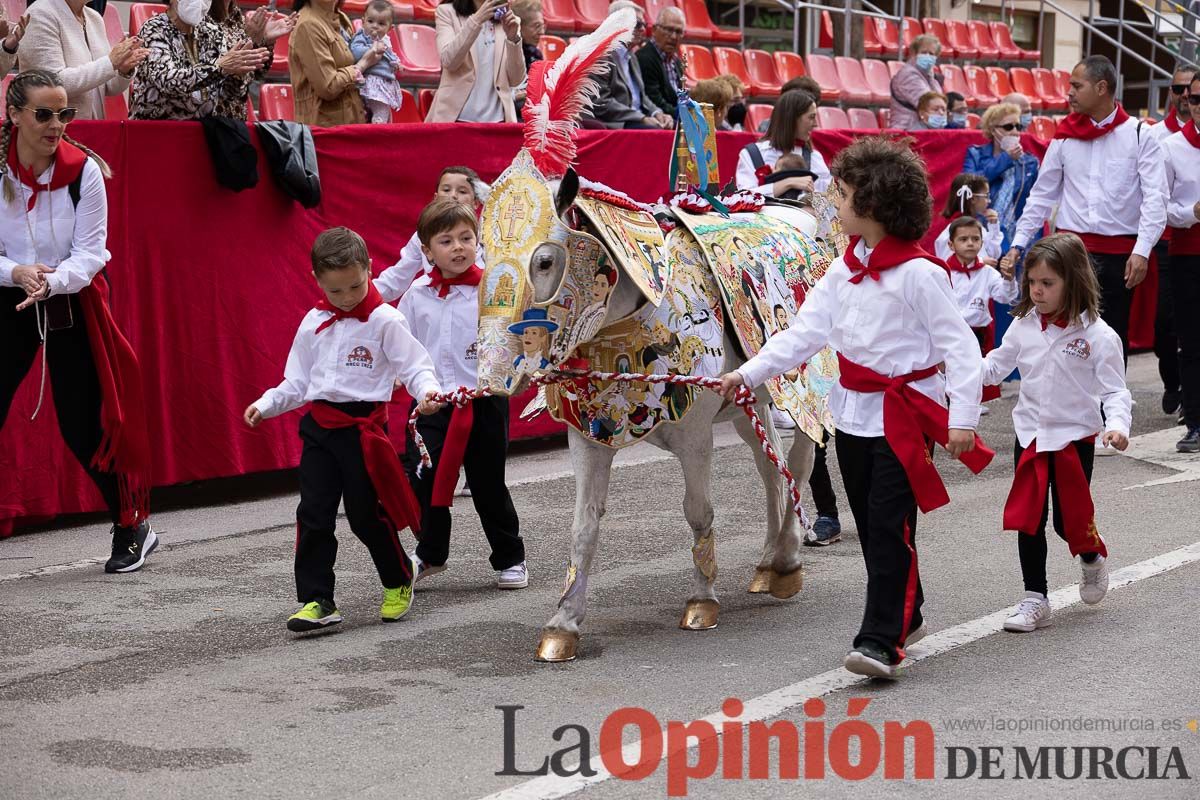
1165, 113, 1183, 134
427, 264, 483, 298
1039, 312, 1070, 331
943, 255, 983, 286
1004, 439, 1105, 558
845, 236, 938, 284
1053, 104, 1131, 141
1182, 120, 1200, 150
315, 281, 383, 334
7, 137, 88, 212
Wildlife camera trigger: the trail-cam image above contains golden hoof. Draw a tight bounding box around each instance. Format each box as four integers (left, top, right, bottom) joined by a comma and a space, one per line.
769, 567, 804, 599
535, 630, 579, 662
747, 568, 773, 594
679, 599, 720, 630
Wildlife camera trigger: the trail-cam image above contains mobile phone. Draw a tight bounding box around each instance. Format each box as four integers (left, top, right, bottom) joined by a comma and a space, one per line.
45, 294, 74, 331
492, 2, 508, 20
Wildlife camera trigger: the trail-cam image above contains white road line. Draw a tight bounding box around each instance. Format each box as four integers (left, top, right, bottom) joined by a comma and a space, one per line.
0, 556, 108, 583
1118, 426, 1200, 488
475, 540, 1200, 800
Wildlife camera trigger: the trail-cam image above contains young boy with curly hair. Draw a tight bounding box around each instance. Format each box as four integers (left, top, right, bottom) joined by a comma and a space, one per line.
720, 137, 993, 678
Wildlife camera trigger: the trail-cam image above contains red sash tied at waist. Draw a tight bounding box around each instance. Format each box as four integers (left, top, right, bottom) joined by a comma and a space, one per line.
1169, 226, 1200, 257
1060, 230, 1137, 256
309, 402, 422, 534
431, 401, 474, 509
837, 354, 995, 513
1003, 439, 1106, 558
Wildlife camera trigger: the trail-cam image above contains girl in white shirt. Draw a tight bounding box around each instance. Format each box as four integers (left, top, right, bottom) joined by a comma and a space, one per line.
0, 70, 157, 574
982, 233, 1132, 634
735, 89, 831, 197
931, 173, 1004, 262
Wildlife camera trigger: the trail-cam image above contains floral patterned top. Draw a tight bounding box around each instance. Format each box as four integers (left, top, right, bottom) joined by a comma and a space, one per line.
130, 13, 251, 120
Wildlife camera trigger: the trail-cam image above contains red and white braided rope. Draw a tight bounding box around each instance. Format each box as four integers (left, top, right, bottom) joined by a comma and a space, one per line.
407, 369, 810, 527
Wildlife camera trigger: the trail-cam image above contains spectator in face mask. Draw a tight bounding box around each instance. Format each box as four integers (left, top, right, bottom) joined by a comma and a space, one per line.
889, 34, 942, 130
714, 73, 746, 130
963, 101, 1041, 249
1002, 92, 1033, 131
946, 92, 968, 129
913, 91, 947, 131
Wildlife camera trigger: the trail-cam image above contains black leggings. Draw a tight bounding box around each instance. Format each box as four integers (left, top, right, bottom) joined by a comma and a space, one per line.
1013, 438, 1096, 596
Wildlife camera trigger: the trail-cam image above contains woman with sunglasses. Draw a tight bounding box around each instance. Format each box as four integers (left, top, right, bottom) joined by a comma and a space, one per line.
963, 102, 1041, 252
0, 70, 157, 574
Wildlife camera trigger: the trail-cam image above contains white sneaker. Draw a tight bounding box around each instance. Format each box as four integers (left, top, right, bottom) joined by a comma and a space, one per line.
770, 407, 796, 430
1079, 555, 1109, 605
1003, 591, 1052, 632
980, 405, 991, 416
410, 552, 447, 586
1095, 440, 1118, 457
497, 561, 528, 589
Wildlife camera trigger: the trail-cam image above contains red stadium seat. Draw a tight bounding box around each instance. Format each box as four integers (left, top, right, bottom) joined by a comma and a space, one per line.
963, 65, 999, 106
967, 20, 1000, 61
847, 107, 879, 129
680, 44, 717, 84
832, 56, 874, 105
901, 16, 922, 50
542, 0, 580, 33
966, 112, 980, 129
410, 0, 438, 21
939, 64, 974, 107
129, 3, 166, 36
873, 17, 901, 58
987, 21, 1021, 61
269, 32, 289, 76
392, 89, 423, 123
921, 18, 956, 59
419, 88, 435, 117
1029, 116, 1056, 141
1031, 67, 1068, 111
1008, 67, 1044, 110
258, 84, 294, 121
818, 10, 833, 49
773, 51, 806, 82
245, 96, 257, 123
574, 0, 608, 31
713, 47, 760, 95
944, 20, 978, 60
985, 66, 1017, 102
887, 59, 904, 78
539, 35, 568, 62
742, 49, 781, 97
394, 24, 441, 83
1053, 68, 1071, 97
991, 22, 1039, 62
861, 58, 892, 105
104, 93, 128, 120
862, 15, 882, 55
682, 0, 739, 44
745, 103, 773, 131
805, 55, 843, 102
877, 107, 891, 127
103, 3, 124, 45
816, 105, 851, 130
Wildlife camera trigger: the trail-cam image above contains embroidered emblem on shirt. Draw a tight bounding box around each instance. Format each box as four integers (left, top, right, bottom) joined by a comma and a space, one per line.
969, 297, 987, 310
345, 346, 375, 369
1063, 338, 1092, 361
465, 341, 478, 361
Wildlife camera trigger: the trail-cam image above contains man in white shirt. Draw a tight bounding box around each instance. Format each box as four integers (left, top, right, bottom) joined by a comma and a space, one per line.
1004, 55, 1168, 362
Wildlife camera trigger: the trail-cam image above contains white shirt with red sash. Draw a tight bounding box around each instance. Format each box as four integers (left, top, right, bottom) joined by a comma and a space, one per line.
1149, 112, 1187, 142
737, 237, 983, 437
397, 271, 482, 392
1012, 105, 1168, 259
944, 257, 1020, 328
982, 310, 1131, 452
375, 231, 486, 303
1162, 122, 1200, 256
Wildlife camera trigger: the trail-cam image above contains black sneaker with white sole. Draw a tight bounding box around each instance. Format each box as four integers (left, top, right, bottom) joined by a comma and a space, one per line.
843, 641, 898, 679
104, 520, 158, 573
1177, 427, 1200, 454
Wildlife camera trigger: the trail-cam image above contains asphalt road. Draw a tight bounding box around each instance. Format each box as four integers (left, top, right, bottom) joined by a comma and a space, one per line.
1, 353, 1197, 800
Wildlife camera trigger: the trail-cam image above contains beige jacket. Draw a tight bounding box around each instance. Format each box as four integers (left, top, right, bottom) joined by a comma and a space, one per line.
289, 4, 365, 127
427, 4, 525, 123
19, 0, 128, 121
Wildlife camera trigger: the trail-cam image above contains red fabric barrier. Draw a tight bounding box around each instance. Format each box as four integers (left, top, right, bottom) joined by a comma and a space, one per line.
0, 123, 1156, 534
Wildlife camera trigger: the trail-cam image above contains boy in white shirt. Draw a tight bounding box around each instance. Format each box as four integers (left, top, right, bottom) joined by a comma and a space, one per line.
399, 199, 527, 590
245, 227, 443, 633
720, 137, 992, 678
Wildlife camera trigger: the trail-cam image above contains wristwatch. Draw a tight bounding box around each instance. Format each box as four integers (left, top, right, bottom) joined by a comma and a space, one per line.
1, 39, 17, 55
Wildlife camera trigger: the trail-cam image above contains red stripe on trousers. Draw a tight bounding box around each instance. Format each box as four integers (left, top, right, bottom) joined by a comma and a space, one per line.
896, 518, 919, 660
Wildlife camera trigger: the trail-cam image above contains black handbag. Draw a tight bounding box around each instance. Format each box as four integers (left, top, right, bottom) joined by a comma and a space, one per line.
254, 120, 322, 208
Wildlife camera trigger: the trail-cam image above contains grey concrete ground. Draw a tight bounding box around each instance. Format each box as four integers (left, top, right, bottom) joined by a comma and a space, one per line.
1, 353, 1198, 800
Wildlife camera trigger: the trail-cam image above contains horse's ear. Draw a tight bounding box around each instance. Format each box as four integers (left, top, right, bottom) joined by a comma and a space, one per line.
556, 168, 579, 218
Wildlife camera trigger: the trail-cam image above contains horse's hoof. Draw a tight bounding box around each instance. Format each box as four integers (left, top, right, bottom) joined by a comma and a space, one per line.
679, 599, 720, 630
747, 568, 773, 594
769, 566, 803, 599
535, 630, 579, 662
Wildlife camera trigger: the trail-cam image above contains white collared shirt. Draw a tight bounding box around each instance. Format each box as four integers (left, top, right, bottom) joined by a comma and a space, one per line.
375, 231, 486, 303
252, 298, 440, 419
737, 239, 983, 436
735, 141, 831, 196
1148, 115, 1187, 142
983, 311, 1131, 452
397, 275, 480, 392
1162, 130, 1200, 230
1012, 114, 1168, 258
946, 262, 1020, 328
933, 219, 1004, 262
0, 159, 110, 295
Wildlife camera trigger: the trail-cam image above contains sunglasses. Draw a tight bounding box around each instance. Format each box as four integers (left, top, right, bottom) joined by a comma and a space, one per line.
23, 107, 77, 123
1170, 84, 1191, 95
633, 20, 645, 31
996, 122, 1022, 131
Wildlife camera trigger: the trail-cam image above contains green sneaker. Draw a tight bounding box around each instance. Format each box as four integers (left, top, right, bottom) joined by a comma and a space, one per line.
381, 584, 414, 622
287, 600, 342, 632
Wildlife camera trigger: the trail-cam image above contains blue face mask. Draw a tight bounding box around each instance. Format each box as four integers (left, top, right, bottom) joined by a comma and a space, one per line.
916, 53, 938, 71
926, 114, 948, 129
950, 113, 968, 128
1019, 112, 1033, 129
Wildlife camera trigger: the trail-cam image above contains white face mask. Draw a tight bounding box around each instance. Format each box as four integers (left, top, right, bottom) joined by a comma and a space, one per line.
999, 134, 1020, 151
177, 0, 212, 26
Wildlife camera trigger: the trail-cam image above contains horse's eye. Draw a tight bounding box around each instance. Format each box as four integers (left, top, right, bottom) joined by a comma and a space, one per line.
529, 243, 565, 276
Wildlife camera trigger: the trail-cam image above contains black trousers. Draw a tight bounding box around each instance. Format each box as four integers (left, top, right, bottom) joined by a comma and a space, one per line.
0, 288, 123, 524
808, 429, 838, 518
1172, 254, 1200, 427
1012, 438, 1096, 596
1089, 251, 1133, 363
1153, 240, 1180, 395
835, 431, 923, 662
402, 396, 523, 570
295, 403, 412, 605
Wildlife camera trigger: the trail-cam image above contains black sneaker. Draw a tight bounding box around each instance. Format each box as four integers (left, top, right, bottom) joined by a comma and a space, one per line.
104, 520, 158, 573
1177, 427, 1200, 454
1162, 390, 1182, 416
844, 641, 898, 678
804, 515, 842, 546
